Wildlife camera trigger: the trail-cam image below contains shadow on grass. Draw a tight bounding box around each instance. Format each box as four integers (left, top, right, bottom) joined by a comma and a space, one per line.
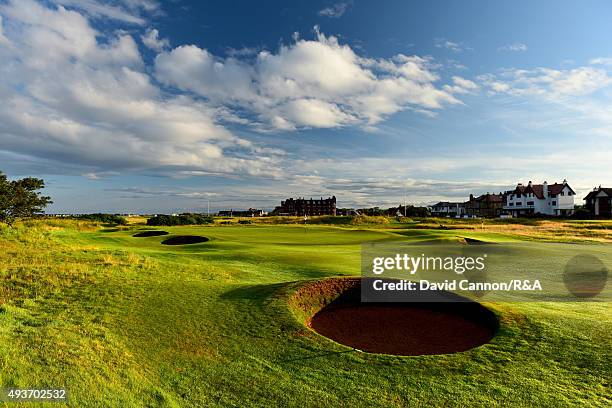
220, 282, 289, 304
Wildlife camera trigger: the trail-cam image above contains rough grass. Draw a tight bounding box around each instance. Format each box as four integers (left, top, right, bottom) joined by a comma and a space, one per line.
0, 219, 609, 407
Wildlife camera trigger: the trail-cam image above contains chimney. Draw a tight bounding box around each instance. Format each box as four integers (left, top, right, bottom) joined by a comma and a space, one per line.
563, 179, 567, 184
543, 181, 548, 197
528, 181, 532, 186
470, 194, 474, 200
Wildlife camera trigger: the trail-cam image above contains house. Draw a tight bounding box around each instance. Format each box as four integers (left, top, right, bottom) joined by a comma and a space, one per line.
337, 208, 360, 216
504, 180, 575, 216
584, 186, 612, 217
272, 196, 337, 216
465, 193, 504, 218
218, 208, 266, 217
430, 202, 466, 217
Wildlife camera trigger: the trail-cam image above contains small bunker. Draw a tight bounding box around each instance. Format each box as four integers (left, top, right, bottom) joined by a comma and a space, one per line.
132, 231, 169, 237
290, 278, 498, 356
161, 235, 210, 245
462, 237, 488, 245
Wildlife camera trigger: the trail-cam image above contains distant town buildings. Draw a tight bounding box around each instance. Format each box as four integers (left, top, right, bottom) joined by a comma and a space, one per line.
203, 179, 601, 220
429, 180, 579, 218
584, 186, 612, 217
432, 194, 503, 218
503, 180, 575, 217
466, 193, 504, 218
430, 202, 466, 217
218, 208, 267, 217
272, 196, 337, 216
336, 208, 361, 216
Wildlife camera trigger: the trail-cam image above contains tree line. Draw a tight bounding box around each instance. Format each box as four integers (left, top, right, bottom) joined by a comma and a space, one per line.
147, 213, 214, 226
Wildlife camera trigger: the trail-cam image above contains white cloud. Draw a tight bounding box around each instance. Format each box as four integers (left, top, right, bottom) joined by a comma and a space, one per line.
155, 45, 255, 101
443, 76, 479, 94
0, 15, 10, 47
480, 66, 612, 97
589, 57, 612, 66
286, 150, 612, 207
318, 2, 351, 18
49, 0, 159, 25
155, 29, 464, 130
141, 28, 169, 51
435, 38, 471, 53
498, 43, 528, 52
0, 0, 282, 177
282, 99, 355, 128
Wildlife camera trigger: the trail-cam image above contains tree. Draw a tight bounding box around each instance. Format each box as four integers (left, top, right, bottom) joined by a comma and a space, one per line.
0, 171, 53, 226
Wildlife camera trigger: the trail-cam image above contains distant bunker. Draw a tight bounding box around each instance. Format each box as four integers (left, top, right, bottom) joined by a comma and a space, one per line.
161, 235, 210, 245
462, 237, 488, 245
291, 278, 498, 356
132, 231, 169, 238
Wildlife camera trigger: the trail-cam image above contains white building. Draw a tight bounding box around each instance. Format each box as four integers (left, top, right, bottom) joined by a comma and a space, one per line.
504, 180, 575, 217
430, 202, 466, 217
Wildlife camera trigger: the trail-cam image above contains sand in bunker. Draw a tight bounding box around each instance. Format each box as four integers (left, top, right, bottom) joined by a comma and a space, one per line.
309, 304, 496, 356
133, 231, 169, 237
161, 235, 209, 245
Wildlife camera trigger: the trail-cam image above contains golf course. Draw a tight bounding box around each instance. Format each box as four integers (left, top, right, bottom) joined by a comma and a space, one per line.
0, 217, 610, 407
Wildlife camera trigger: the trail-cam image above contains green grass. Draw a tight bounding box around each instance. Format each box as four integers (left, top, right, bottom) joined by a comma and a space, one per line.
0, 219, 610, 407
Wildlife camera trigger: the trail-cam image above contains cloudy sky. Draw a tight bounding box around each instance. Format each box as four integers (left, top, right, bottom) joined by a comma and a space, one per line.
1, 0, 611, 213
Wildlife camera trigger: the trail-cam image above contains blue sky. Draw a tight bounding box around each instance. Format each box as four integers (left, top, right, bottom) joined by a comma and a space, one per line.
1, 0, 611, 213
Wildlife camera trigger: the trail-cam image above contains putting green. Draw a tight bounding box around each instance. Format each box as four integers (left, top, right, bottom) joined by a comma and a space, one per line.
0, 220, 609, 407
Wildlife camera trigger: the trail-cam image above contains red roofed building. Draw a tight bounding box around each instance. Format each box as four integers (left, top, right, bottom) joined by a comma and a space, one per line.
584, 187, 612, 217
465, 193, 504, 218
504, 180, 575, 216
272, 196, 337, 216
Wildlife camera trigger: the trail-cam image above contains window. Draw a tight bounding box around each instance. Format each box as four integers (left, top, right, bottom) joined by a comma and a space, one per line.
509, 203, 514, 206
552, 201, 556, 205
527, 201, 534, 206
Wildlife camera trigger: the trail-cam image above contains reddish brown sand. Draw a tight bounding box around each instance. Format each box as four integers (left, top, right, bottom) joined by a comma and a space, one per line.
309, 304, 495, 356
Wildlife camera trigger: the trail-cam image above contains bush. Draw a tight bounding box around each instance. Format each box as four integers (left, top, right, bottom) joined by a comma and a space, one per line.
147, 213, 214, 226
238, 219, 252, 225
77, 213, 127, 225
350, 215, 390, 225
571, 208, 593, 220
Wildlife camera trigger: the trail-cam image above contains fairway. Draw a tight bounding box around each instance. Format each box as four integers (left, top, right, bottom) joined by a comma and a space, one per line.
0, 220, 610, 407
